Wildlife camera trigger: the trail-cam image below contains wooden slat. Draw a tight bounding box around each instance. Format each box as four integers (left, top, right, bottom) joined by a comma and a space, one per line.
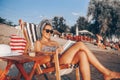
0, 55, 32, 63
54, 50, 61, 80
0, 61, 13, 80
76, 67, 80, 80
15, 63, 30, 80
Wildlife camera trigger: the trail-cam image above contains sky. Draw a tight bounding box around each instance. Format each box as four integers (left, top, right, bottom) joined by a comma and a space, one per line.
0, 0, 90, 26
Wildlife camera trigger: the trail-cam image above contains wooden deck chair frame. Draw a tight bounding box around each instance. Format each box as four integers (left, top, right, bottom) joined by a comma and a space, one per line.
19, 19, 80, 80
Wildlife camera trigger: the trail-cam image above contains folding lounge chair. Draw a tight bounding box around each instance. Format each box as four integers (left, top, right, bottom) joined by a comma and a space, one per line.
19, 19, 80, 80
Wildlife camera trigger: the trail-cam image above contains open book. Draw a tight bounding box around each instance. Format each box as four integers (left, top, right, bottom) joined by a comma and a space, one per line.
61, 40, 76, 54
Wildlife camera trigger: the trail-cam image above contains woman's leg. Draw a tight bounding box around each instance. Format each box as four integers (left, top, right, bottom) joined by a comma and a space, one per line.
77, 42, 120, 80
60, 41, 120, 79
60, 42, 108, 73
71, 51, 91, 80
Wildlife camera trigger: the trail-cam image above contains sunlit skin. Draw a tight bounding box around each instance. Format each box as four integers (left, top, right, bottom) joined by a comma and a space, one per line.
35, 24, 120, 80
42, 25, 52, 40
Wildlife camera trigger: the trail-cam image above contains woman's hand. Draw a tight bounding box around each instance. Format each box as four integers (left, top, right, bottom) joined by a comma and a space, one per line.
56, 46, 63, 54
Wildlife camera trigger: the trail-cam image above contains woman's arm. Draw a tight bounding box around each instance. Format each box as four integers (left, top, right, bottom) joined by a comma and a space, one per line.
52, 40, 63, 54
34, 40, 42, 52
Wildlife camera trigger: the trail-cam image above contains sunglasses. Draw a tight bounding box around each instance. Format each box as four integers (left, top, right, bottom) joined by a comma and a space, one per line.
44, 29, 53, 34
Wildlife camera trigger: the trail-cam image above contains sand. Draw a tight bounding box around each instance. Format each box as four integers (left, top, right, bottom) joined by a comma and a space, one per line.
0, 24, 18, 44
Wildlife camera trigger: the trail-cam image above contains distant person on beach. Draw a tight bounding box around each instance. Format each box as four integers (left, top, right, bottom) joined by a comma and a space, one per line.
34, 19, 120, 80
111, 42, 120, 51
96, 34, 106, 49
63, 33, 67, 40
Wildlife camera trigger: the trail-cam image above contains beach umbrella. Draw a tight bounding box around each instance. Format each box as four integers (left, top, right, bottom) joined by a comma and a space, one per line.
78, 30, 94, 36
53, 30, 61, 35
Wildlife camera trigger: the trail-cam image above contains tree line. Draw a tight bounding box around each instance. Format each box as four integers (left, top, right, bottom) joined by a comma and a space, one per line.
0, 17, 16, 26
52, 0, 120, 39
1, 0, 120, 39
87, 0, 120, 38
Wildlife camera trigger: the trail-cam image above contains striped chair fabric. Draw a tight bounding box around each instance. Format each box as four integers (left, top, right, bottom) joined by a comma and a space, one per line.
24, 22, 39, 50
10, 22, 39, 54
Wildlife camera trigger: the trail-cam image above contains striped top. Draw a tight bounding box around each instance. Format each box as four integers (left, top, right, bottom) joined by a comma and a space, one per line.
42, 45, 57, 52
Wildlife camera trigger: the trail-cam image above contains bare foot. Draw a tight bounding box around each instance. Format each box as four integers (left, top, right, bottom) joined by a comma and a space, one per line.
104, 71, 120, 80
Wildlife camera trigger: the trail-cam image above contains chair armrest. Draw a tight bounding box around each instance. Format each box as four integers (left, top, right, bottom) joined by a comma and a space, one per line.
35, 50, 61, 80
36, 51, 56, 55
53, 49, 61, 80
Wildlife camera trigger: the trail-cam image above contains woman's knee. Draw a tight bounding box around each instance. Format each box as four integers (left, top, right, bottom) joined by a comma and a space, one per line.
71, 51, 86, 64
74, 42, 86, 50
78, 51, 87, 58
76, 42, 85, 46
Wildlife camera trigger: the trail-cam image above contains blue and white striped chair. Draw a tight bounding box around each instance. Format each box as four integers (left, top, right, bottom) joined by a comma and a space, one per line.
20, 21, 39, 53
19, 19, 80, 80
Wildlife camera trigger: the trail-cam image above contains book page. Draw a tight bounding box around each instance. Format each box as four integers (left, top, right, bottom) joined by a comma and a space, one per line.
61, 40, 75, 54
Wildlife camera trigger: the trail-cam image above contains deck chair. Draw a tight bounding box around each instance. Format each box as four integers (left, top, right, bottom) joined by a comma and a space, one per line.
19, 19, 80, 80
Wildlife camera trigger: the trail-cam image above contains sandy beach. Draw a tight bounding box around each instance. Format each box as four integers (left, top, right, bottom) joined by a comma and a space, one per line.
0, 24, 120, 80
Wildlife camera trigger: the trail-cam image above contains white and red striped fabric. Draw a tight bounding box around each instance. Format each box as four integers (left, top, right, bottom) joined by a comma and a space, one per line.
10, 35, 26, 54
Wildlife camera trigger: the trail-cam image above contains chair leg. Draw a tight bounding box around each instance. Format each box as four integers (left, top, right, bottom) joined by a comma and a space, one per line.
16, 72, 22, 79
76, 67, 80, 80
54, 52, 61, 80
0, 70, 3, 75
43, 74, 49, 80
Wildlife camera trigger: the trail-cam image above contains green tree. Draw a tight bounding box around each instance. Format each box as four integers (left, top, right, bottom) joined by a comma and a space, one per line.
76, 16, 89, 30
88, 20, 100, 34
52, 16, 69, 33
87, 0, 120, 38
0, 17, 6, 24
0, 17, 16, 26
70, 25, 76, 35
6, 21, 13, 26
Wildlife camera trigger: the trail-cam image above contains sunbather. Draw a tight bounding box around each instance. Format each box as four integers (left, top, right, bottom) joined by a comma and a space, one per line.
34, 19, 120, 80
96, 34, 106, 49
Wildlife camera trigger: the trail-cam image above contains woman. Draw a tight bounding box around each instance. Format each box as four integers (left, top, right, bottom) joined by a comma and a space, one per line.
96, 34, 106, 49
34, 19, 120, 80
